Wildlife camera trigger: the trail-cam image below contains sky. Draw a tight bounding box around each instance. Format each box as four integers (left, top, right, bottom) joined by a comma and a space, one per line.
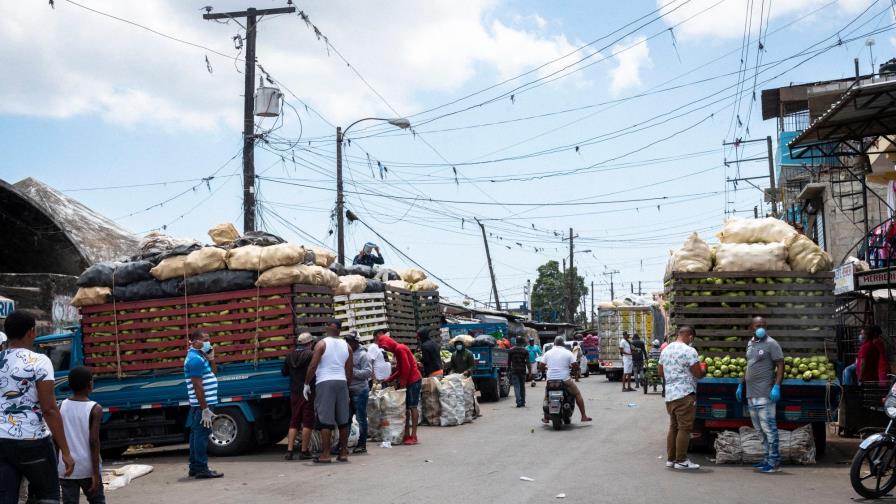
3, 0, 894, 310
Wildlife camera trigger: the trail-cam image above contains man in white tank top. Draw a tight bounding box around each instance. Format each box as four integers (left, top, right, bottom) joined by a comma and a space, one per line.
304, 322, 352, 463
58, 366, 106, 503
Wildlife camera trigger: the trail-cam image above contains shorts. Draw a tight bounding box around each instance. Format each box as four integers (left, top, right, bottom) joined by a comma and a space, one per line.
290, 391, 315, 429
405, 379, 423, 408
623, 356, 633, 374
314, 380, 350, 428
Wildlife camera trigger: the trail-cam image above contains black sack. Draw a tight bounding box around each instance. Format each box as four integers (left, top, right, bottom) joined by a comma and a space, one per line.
364, 279, 385, 293
183, 270, 258, 295
112, 261, 154, 287
472, 334, 497, 347
159, 278, 184, 298
77, 262, 118, 287
345, 264, 375, 279
232, 231, 285, 248
113, 279, 166, 302
329, 262, 347, 276
157, 243, 201, 261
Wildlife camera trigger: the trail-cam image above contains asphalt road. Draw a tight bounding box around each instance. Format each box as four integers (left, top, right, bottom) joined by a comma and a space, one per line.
108, 377, 863, 504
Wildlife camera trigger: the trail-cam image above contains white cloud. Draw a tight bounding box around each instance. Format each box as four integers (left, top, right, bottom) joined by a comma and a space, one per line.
659, 0, 874, 40
609, 37, 651, 96
0, 1, 581, 131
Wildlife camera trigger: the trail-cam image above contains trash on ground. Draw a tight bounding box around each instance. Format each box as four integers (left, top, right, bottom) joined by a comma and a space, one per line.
104, 464, 153, 491
519, 476, 534, 482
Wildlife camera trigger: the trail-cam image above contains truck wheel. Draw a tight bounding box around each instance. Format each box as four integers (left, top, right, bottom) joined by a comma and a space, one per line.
812, 422, 827, 458
478, 378, 500, 403
100, 446, 128, 460
208, 407, 254, 457
499, 374, 511, 398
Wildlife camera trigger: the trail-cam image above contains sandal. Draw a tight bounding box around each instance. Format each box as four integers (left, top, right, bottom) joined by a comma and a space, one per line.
336, 455, 349, 463
312, 457, 332, 464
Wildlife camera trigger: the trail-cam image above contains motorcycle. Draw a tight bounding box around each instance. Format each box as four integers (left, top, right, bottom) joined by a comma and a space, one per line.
543, 379, 575, 430
850, 381, 896, 499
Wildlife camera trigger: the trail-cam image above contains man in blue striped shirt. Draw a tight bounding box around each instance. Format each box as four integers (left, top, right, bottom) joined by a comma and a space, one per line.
184, 331, 223, 479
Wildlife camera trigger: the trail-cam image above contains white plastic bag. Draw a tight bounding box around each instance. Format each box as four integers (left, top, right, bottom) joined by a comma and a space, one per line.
439, 374, 466, 426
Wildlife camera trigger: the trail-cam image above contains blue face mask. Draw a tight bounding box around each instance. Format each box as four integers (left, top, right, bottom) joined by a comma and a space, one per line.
754, 327, 767, 339
201, 341, 213, 353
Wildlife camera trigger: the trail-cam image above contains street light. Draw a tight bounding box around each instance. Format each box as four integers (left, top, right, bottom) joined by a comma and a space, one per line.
336, 117, 411, 264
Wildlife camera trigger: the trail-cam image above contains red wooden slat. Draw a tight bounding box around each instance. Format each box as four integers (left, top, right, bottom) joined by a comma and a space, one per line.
81, 296, 291, 324
83, 319, 293, 344
79, 286, 292, 314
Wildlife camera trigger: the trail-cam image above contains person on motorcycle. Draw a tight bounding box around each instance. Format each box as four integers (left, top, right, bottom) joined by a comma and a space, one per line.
539, 336, 592, 424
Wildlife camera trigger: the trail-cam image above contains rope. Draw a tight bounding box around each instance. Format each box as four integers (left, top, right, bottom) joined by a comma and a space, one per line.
253, 251, 262, 367
111, 269, 123, 379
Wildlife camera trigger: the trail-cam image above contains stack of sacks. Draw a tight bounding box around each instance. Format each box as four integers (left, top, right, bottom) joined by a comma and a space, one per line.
397, 268, 439, 292
665, 232, 713, 275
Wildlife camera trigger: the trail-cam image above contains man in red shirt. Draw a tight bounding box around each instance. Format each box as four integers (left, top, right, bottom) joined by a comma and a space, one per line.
375, 331, 423, 445
856, 325, 888, 384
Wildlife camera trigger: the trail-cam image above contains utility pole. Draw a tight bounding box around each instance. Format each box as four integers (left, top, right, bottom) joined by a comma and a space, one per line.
568, 227, 574, 324
722, 136, 778, 218
476, 219, 501, 310
765, 135, 778, 218
336, 126, 345, 263
203, 6, 296, 233
603, 269, 619, 301
591, 280, 595, 326
638, 281, 642, 296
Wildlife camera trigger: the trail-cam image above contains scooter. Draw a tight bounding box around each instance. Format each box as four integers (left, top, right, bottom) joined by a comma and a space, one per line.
543, 380, 575, 430
850, 381, 896, 499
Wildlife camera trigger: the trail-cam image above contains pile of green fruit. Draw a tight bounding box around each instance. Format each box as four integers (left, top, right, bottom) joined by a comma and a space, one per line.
699, 355, 746, 378
784, 355, 836, 381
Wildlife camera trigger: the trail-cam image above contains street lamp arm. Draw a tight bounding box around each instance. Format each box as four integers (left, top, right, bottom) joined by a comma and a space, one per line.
343, 117, 410, 135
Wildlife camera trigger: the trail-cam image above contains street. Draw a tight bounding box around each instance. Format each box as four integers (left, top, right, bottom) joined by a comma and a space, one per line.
109, 377, 862, 504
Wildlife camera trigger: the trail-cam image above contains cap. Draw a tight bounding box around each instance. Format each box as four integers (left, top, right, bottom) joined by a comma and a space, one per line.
652, 339, 660, 347
345, 331, 361, 343
297, 332, 315, 345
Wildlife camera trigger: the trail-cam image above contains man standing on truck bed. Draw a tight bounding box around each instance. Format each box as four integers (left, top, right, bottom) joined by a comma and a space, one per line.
376, 332, 423, 445
736, 316, 784, 474
305, 322, 352, 463
658, 325, 704, 470
184, 330, 223, 479
282, 332, 316, 461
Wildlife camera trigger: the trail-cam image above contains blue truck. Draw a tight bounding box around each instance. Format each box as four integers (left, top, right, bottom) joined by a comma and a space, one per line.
445, 322, 511, 402
35, 326, 292, 457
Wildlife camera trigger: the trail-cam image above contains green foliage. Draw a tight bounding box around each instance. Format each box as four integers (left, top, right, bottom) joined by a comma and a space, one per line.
531, 260, 588, 322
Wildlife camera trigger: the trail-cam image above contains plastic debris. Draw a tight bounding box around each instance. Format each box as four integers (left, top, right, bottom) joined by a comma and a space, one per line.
520, 476, 534, 482
380, 441, 392, 449
626, 403, 638, 408
556, 494, 566, 499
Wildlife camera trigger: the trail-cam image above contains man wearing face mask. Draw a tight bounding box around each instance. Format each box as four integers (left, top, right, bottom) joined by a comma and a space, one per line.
183, 331, 223, 478
448, 340, 475, 376
736, 316, 784, 474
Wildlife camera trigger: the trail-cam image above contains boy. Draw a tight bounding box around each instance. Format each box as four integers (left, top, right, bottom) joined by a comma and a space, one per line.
58, 366, 105, 504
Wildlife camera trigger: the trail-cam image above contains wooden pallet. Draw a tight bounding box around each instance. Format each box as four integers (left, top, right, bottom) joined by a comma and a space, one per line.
334, 292, 390, 343
291, 284, 336, 338
664, 271, 835, 357
414, 289, 441, 332
333, 286, 436, 348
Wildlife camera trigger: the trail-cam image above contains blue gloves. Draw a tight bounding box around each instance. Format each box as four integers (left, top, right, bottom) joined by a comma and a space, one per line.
770, 384, 781, 402
735, 383, 743, 402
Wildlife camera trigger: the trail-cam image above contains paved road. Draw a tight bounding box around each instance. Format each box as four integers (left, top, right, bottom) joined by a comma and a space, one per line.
109, 377, 861, 503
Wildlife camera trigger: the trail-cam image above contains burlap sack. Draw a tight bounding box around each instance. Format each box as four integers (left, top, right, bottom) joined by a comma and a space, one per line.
669, 232, 713, 273
399, 268, 427, 284
71, 287, 111, 307
225, 245, 263, 271
208, 223, 240, 245
714, 243, 790, 272
150, 255, 188, 281
184, 247, 227, 276
259, 243, 305, 271
307, 246, 336, 268
386, 280, 410, 290
412, 279, 439, 292
787, 234, 833, 273
718, 217, 797, 244
335, 275, 367, 295
421, 377, 442, 426
255, 265, 339, 288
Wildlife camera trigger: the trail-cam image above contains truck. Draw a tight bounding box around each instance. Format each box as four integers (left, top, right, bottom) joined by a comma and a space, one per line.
444, 322, 511, 402
35, 284, 335, 457
597, 305, 662, 381
665, 271, 839, 455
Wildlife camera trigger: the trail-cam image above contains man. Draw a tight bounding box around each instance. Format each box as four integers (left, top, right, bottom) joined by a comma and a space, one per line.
658, 326, 705, 470
631, 334, 647, 388
184, 330, 223, 478
352, 242, 384, 267
619, 331, 635, 392
570, 342, 583, 382
539, 336, 592, 423
418, 329, 443, 378
376, 332, 423, 445
648, 339, 663, 362
508, 337, 530, 407
282, 332, 315, 460
856, 325, 887, 384
345, 332, 371, 454
304, 322, 352, 463
736, 316, 784, 473
0, 311, 75, 502
447, 340, 475, 376
367, 331, 392, 383
526, 338, 542, 387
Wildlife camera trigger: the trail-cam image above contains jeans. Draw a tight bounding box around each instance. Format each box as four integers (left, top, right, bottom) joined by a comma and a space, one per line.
0, 436, 60, 504
188, 407, 212, 474
511, 373, 526, 406
748, 397, 780, 467
842, 363, 857, 386
350, 388, 369, 448
665, 394, 696, 463
61, 477, 105, 504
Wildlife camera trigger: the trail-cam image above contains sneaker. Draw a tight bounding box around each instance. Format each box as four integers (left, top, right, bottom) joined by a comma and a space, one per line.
403, 436, 418, 445
298, 451, 313, 460
673, 460, 700, 470
757, 464, 781, 473
194, 470, 224, 479
284, 451, 295, 461
751, 461, 768, 469
352, 446, 367, 455
665, 460, 675, 468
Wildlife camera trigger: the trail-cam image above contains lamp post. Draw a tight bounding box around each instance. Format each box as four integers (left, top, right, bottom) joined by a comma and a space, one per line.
336, 117, 411, 264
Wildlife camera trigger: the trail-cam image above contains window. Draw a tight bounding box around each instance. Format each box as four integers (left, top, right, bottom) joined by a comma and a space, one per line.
34, 338, 72, 373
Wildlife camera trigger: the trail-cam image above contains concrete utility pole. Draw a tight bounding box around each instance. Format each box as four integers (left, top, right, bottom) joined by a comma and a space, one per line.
203, 6, 295, 233
336, 126, 345, 262
603, 269, 620, 301
476, 219, 501, 311
568, 227, 574, 324
591, 280, 595, 326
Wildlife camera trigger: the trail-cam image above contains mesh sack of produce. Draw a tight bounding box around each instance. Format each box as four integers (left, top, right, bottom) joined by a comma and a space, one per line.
718, 217, 798, 244
364, 279, 385, 293
138, 231, 193, 253
713, 243, 790, 272
259, 243, 305, 271
448, 334, 474, 347
473, 334, 497, 347
737, 427, 767, 464
713, 430, 744, 464
71, 287, 111, 307
112, 261, 154, 287
462, 376, 476, 423
380, 386, 407, 444
312, 265, 340, 288
231, 230, 285, 248
739, 425, 815, 465
399, 268, 427, 284
375, 268, 401, 282
208, 223, 240, 245
184, 247, 228, 276
307, 246, 337, 267
367, 386, 384, 441
344, 264, 375, 279
225, 245, 263, 270
439, 374, 466, 426
150, 255, 188, 281
113, 279, 166, 301
184, 270, 257, 295
787, 234, 833, 273
77, 262, 119, 288
385, 280, 410, 290
412, 279, 439, 292
335, 275, 367, 295
421, 377, 442, 426
669, 232, 713, 272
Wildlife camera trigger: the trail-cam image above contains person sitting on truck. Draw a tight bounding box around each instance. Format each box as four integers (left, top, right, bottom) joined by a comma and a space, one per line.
282, 332, 316, 461
447, 341, 475, 376
305, 322, 352, 463
620, 331, 634, 392
345, 332, 372, 454
856, 325, 888, 385
526, 338, 542, 387
0, 310, 75, 502
352, 242, 384, 267
58, 366, 105, 504
418, 329, 443, 378
736, 316, 784, 474
539, 336, 592, 424
184, 330, 223, 479
657, 325, 705, 470
376, 332, 423, 445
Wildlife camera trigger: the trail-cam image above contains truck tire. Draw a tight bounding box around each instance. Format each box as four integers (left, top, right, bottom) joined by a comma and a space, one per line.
812, 422, 827, 458
499, 373, 511, 398
478, 377, 500, 403
208, 407, 254, 457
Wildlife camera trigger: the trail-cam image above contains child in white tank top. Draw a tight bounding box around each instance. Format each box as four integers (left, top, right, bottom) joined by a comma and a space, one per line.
58, 366, 105, 504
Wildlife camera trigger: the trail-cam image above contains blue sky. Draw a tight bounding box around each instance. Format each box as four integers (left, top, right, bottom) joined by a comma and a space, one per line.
3, 0, 894, 308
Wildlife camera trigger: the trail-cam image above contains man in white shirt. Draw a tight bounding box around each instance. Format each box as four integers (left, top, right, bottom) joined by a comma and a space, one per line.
367, 329, 393, 383
619, 331, 634, 392
539, 337, 592, 424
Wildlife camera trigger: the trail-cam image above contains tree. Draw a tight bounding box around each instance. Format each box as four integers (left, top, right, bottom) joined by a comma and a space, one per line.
531, 260, 588, 323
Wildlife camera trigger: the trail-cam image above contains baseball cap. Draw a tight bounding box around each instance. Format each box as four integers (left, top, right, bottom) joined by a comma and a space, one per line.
297, 332, 315, 345
345, 331, 361, 343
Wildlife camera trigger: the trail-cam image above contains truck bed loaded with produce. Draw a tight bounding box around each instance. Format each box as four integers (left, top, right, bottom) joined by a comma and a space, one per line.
597, 302, 663, 381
